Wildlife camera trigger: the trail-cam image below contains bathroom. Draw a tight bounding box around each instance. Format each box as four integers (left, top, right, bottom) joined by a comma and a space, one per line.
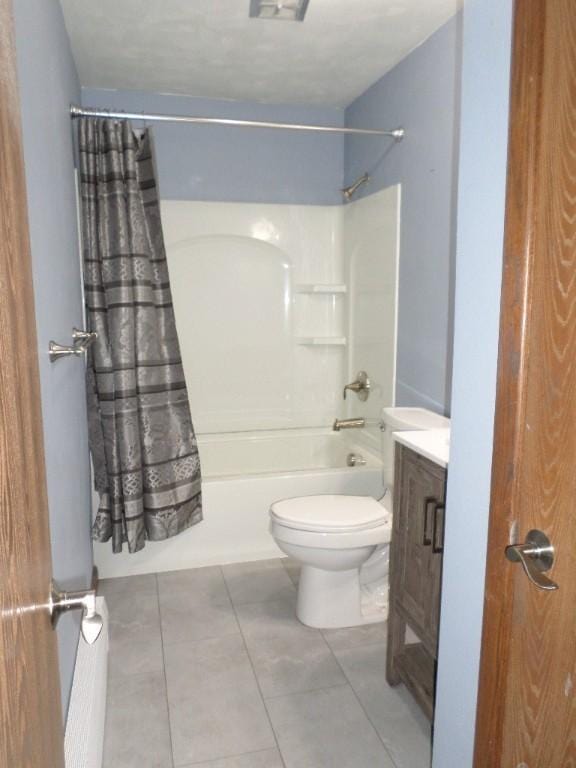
1, 1, 516, 767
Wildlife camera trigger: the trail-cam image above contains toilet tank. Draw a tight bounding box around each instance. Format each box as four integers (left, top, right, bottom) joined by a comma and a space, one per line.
380, 407, 449, 492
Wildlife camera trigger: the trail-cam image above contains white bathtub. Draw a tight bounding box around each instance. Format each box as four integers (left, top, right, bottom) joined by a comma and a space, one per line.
93, 428, 384, 578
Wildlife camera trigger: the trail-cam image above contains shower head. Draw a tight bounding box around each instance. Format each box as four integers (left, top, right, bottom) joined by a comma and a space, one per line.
341, 173, 370, 202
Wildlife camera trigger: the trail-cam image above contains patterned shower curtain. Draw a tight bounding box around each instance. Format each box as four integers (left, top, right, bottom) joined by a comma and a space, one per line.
79, 118, 202, 554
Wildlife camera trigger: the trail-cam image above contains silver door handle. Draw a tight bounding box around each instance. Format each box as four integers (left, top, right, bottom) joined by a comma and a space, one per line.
505, 529, 559, 591
49, 580, 103, 644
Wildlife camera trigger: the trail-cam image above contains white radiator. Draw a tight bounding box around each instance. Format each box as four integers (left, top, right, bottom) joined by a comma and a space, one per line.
64, 597, 109, 768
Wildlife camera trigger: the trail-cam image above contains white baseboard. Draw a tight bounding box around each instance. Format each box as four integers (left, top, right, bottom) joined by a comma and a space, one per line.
65, 597, 109, 768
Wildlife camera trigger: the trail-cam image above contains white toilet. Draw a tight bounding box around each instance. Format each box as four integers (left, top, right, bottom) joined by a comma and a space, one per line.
269, 407, 449, 629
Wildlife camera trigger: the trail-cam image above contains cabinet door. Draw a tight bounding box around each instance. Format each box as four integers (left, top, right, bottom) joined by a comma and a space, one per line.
392, 446, 446, 647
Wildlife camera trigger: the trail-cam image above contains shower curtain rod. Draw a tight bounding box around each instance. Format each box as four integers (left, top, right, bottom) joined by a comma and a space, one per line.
70, 104, 405, 139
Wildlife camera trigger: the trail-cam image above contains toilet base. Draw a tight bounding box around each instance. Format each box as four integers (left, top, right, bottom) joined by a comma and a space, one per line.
296, 565, 387, 629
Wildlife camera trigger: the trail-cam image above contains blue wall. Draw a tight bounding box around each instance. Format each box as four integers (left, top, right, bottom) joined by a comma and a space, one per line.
13, 0, 93, 718
345, 17, 462, 414
433, 1, 513, 765
81, 88, 345, 206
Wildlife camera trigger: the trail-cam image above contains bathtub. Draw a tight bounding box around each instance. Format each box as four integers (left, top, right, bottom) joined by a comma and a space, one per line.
93, 428, 384, 579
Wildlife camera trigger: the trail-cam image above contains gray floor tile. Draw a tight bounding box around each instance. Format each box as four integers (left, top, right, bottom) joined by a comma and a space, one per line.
99, 573, 158, 597
222, 559, 296, 606
158, 565, 240, 646
182, 748, 283, 767
106, 589, 164, 678
333, 642, 431, 768
164, 634, 276, 765
321, 621, 388, 653
158, 566, 230, 606
160, 592, 240, 646
237, 600, 346, 698
234, 596, 301, 636
103, 670, 172, 768
103, 562, 429, 768
266, 686, 395, 768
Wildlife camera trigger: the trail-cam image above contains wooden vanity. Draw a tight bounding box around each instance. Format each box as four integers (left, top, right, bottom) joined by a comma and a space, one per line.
386, 441, 447, 720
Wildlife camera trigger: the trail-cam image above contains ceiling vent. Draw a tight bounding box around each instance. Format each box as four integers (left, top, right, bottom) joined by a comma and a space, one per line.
249, 0, 310, 22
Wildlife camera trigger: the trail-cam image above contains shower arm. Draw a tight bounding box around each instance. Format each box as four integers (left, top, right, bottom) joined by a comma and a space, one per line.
342, 173, 370, 201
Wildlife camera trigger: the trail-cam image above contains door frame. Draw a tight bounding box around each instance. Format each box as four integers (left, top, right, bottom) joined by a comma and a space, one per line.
431, 0, 514, 763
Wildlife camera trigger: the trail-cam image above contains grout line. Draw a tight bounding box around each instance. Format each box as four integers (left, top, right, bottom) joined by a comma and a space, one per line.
324, 634, 403, 768
320, 635, 391, 654
225, 595, 296, 609
221, 566, 288, 768
262, 681, 350, 702
156, 571, 177, 768
178, 746, 283, 767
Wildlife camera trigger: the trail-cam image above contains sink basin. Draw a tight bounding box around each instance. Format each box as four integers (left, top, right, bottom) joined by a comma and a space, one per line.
392, 427, 450, 468
382, 407, 449, 431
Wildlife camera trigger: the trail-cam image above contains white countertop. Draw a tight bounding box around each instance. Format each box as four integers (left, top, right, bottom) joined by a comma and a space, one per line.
393, 428, 450, 468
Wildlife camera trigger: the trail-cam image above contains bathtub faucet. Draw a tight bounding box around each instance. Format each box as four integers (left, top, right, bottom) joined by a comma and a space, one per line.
332, 417, 366, 431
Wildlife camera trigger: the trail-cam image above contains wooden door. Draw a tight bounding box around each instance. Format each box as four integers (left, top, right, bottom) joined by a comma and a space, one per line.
392, 446, 445, 647
393, 448, 431, 635
0, 1, 65, 766
474, 1, 576, 765
387, 445, 447, 720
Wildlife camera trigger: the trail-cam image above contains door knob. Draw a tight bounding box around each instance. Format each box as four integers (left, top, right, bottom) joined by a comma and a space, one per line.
49, 580, 103, 644
505, 529, 559, 591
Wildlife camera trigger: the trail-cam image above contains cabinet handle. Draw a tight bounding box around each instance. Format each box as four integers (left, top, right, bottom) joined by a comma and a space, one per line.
432, 503, 445, 553
423, 497, 436, 545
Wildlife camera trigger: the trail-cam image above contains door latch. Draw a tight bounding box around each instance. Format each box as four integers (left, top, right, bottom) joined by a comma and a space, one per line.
505, 529, 559, 591
49, 580, 103, 644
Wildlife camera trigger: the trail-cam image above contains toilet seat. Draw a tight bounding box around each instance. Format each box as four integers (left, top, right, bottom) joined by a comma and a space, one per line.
270, 494, 388, 533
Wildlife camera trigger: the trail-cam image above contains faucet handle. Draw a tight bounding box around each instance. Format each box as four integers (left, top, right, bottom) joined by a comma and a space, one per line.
343, 382, 362, 399
343, 371, 371, 401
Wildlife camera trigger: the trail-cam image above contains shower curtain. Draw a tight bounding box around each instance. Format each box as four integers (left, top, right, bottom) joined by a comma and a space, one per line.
79, 118, 202, 553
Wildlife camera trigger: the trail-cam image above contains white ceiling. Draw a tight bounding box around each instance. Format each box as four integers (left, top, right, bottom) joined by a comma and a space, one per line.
59, 0, 461, 108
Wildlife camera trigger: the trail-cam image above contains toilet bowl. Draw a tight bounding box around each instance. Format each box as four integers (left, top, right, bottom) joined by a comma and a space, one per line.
270, 494, 392, 628
268, 407, 450, 629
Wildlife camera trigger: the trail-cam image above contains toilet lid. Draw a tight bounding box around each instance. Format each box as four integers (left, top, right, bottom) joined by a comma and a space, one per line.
270, 495, 389, 533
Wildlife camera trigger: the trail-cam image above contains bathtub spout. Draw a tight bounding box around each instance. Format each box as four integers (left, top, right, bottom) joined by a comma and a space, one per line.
333, 418, 366, 431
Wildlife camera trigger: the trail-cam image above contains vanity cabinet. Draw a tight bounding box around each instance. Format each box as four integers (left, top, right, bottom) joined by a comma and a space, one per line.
386, 443, 447, 720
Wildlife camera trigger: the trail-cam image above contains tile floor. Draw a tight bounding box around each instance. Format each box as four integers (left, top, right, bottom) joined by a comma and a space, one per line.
99, 558, 431, 768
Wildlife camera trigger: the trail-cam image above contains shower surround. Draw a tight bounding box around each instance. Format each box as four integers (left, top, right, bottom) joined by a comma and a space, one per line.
94, 188, 399, 578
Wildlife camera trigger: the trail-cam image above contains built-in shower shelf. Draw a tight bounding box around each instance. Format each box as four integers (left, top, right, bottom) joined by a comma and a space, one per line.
294, 284, 347, 294
296, 337, 347, 346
